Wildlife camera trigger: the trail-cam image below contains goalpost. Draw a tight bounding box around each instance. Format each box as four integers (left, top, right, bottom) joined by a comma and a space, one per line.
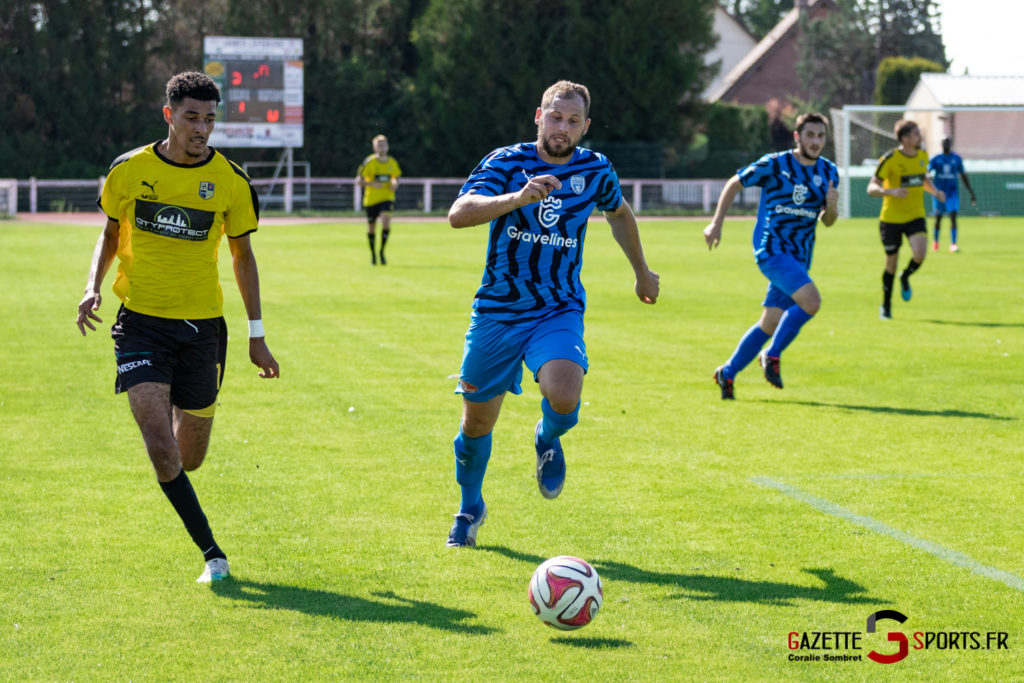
830, 105, 1024, 219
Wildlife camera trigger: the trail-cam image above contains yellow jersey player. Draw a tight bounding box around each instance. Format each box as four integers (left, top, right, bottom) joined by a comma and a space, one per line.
356, 135, 402, 265
76, 71, 280, 583
867, 119, 945, 320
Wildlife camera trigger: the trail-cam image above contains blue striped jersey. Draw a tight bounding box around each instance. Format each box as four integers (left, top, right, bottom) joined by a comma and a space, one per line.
928, 153, 964, 195
739, 150, 838, 269
457, 143, 623, 324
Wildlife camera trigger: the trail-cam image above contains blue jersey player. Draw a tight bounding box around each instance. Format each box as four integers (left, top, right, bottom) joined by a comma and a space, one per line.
929, 137, 976, 253
704, 112, 839, 399
444, 80, 660, 547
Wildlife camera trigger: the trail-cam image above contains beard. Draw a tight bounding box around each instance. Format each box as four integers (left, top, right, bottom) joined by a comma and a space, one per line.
797, 141, 821, 160
540, 132, 577, 160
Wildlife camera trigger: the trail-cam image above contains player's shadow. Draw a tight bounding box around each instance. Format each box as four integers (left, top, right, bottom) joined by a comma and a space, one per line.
926, 319, 1024, 328
211, 578, 497, 634
485, 546, 879, 607
767, 399, 1014, 421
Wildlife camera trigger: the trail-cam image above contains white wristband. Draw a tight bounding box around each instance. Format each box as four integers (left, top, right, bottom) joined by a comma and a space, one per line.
248, 319, 265, 338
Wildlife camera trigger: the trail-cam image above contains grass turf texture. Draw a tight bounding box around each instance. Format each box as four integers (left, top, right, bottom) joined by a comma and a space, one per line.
1, 216, 1022, 680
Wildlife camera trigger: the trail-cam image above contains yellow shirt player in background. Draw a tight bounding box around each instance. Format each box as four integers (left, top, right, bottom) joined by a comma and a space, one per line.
75, 71, 279, 584
356, 134, 402, 265
867, 119, 945, 320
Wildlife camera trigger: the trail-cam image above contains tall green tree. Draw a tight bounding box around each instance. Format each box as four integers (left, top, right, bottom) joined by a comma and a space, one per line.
873, 55, 943, 104
795, 2, 876, 110
214, 0, 425, 175
796, 0, 946, 110
868, 0, 945, 68
0, 0, 165, 177
410, 0, 717, 177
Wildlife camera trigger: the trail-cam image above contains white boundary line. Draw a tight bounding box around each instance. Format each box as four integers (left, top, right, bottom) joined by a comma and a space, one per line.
752, 477, 1024, 593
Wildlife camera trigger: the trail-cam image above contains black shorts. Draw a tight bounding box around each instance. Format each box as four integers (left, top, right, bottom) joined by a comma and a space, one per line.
366, 200, 394, 222
879, 218, 927, 253
110, 305, 227, 411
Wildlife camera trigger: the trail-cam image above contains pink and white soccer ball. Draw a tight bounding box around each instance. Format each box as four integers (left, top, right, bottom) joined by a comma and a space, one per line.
528, 555, 603, 630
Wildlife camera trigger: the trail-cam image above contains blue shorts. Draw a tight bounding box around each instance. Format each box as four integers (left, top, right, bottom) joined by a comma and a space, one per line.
757, 253, 813, 310
456, 309, 588, 403
933, 193, 960, 214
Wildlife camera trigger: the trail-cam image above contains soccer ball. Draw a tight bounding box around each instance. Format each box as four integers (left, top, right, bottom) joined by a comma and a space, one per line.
528, 555, 603, 630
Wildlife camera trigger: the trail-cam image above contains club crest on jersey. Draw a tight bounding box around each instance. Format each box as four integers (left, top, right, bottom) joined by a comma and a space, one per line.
570, 174, 586, 195
538, 196, 562, 228
198, 181, 215, 200
813, 175, 823, 186
792, 184, 809, 205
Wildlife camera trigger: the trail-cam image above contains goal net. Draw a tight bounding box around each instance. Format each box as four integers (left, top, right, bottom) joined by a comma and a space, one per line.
830, 105, 1024, 218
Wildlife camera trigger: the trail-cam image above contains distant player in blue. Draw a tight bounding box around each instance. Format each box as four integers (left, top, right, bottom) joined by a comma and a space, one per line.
929, 137, 976, 253
444, 80, 660, 547
704, 112, 839, 399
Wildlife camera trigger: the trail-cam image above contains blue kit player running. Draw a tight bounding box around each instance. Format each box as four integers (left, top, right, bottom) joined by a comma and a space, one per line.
445, 80, 660, 547
704, 112, 839, 399
929, 137, 976, 253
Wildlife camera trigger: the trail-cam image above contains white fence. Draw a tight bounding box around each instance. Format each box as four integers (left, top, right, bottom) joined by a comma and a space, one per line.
11, 176, 761, 215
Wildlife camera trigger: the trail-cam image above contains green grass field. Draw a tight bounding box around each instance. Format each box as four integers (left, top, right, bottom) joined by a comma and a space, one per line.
2, 215, 1022, 681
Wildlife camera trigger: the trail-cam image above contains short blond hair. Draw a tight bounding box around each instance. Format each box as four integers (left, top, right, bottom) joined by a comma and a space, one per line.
540, 81, 590, 117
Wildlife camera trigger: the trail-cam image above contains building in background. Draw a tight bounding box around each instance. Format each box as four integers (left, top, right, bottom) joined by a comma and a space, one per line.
706, 0, 837, 107
702, 6, 758, 101
905, 74, 1024, 158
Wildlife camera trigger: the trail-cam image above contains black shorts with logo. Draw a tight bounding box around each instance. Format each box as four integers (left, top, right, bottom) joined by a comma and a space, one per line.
110, 305, 227, 411
879, 217, 927, 254
366, 200, 394, 222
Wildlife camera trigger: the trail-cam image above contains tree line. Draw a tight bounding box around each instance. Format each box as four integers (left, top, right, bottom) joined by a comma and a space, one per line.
1, 0, 944, 180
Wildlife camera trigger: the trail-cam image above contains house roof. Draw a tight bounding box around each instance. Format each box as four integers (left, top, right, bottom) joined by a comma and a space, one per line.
909, 74, 1024, 106
707, 0, 836, 103
703, 6, 760, 99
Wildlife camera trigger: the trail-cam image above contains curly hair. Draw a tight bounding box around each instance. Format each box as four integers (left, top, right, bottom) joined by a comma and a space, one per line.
166, 71, 221, 107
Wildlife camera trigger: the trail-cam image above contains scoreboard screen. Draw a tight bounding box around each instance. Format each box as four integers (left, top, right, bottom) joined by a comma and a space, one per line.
203, 36, 303, 148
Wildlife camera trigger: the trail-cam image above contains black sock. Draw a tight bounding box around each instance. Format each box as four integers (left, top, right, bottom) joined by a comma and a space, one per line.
367, 232, 376, 260
902, 259, 921, 281
882, 271, 895, 306
159, 469, 225, 561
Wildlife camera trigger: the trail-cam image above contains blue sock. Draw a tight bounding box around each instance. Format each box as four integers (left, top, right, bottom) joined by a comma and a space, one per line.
766, 305, 813, 357
722, 324, 770, 380
951, 226, 958, 244
539, 398, 578, 445
454, 431, 491, 514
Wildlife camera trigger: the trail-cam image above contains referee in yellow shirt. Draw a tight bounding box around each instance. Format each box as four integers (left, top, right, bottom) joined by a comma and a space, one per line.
867, 119, 945, 320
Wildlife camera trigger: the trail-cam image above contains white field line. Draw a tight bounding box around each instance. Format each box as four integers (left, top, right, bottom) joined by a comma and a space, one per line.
752, 476, 1024, 593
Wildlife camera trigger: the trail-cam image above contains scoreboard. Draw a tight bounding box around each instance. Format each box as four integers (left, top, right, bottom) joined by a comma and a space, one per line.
203, 36, 303, 148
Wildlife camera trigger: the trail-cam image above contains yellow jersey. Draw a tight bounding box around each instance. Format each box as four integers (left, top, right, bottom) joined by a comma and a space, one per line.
874, 148, 930, 223
98, 143, 259, 319
357, 154, 402, 206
